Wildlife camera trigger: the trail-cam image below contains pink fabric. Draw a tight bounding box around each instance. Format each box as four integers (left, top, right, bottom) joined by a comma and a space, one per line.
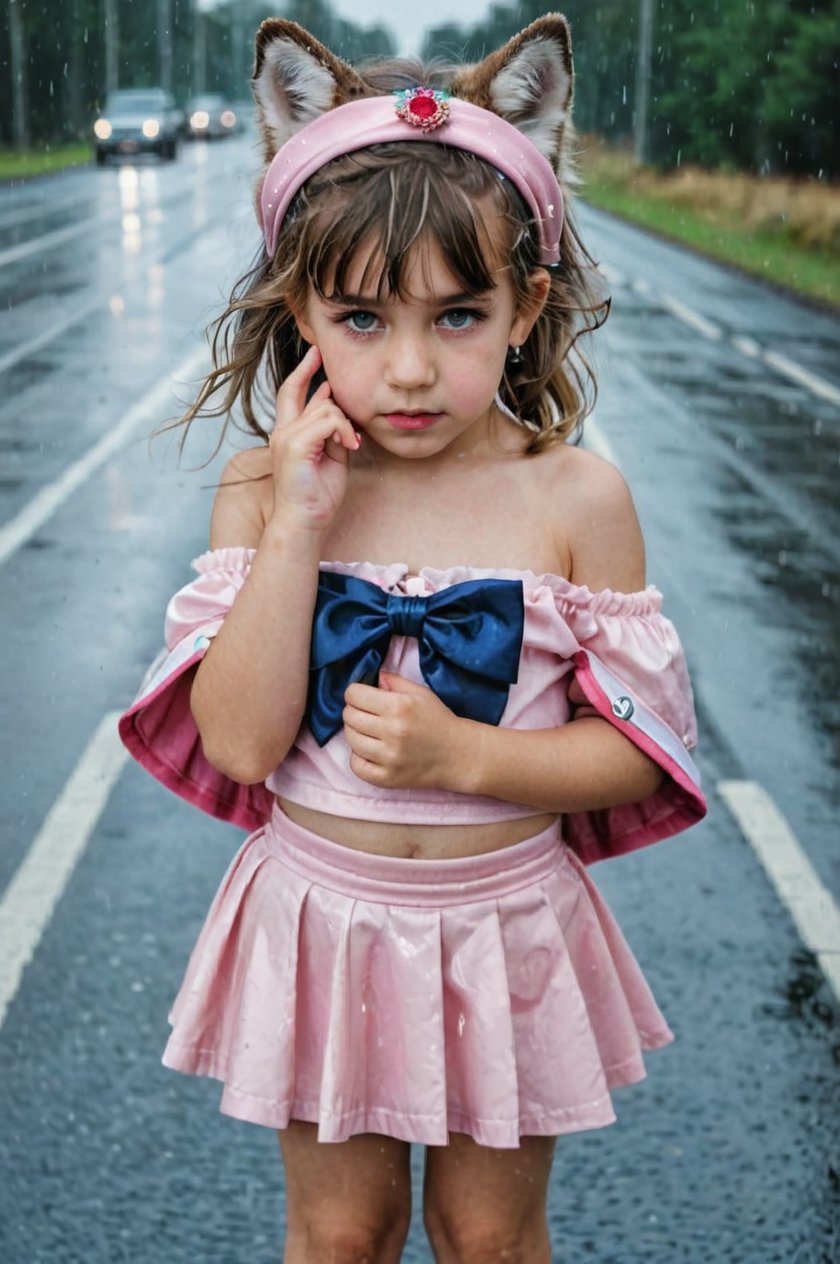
119, 547, 706, 861
162, 807, 673, 1146
258, 96, 565, 264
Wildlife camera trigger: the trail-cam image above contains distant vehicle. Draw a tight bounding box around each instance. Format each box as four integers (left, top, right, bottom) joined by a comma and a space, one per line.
229, 99, 256, 134
93, 88, 181, 164
185, 94, 239, 140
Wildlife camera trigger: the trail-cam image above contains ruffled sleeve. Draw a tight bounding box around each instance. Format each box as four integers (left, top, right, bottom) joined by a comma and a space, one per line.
559, 584, 706, 864
118, 547, 273, 831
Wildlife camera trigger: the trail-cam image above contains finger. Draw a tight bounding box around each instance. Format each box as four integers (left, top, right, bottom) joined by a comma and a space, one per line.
299, 397, 360, 453
345, 682, 392, 712
342, 703, 384, 738
274, 345, 322, 424
378, 672, 430, 696
344, 728, 385, 764
348, 752, 388, 786
278, 403, 358, 461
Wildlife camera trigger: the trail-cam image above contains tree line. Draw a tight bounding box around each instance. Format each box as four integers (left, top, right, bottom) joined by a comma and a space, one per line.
421, 0, 838, 180
1, 0, 394, 148
3, 1, 835, 179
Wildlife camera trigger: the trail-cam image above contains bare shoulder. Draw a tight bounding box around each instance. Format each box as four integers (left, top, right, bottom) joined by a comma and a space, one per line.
541, 443, 646, 593
209, 446, 273, 550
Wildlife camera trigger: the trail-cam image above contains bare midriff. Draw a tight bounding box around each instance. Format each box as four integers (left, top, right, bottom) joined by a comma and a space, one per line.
278, 797, 558, 860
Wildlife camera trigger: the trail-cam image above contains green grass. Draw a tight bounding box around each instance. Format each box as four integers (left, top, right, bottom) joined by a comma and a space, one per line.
0, 143, 94, 180
583, 172, 840, 309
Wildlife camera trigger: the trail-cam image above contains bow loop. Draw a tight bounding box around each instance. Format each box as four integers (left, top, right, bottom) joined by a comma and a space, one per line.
307, 572, 524, 746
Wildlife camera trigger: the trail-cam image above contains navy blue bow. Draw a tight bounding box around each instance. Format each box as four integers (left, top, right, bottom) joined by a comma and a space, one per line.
307, 572, 524, 746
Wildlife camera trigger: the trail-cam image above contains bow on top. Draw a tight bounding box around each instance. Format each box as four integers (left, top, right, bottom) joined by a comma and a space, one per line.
308, 572, 525, 746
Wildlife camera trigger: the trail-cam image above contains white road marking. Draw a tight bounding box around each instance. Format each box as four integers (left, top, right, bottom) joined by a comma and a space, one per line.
613, 262, 839, 410
731, 335, 762, 359
718, 780, 840, 1002
0, 712, 128, 1031
0, 219, 93, 268
583, 415, 619, 466
0, 344, 208, 568
762, 349, 840, 408
584, 410, 839, 1000
0, 294, 103, 376
659, 293, 723, 340
598, 262, 626, 288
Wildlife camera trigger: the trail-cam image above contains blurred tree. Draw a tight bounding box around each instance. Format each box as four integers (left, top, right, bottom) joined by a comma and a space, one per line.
422, 0, 838, 180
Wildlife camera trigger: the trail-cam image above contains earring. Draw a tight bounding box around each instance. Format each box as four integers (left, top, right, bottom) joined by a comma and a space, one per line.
507, 345, 524, 364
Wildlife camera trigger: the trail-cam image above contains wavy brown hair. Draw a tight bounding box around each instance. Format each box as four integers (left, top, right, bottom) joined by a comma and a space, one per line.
173, 60, 609, 459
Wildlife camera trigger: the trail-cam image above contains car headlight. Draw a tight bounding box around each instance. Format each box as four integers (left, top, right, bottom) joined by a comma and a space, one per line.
94, 119, 112, 140
190, 111, 209, 129
142, 119, 161, 139
221, 110, 236, 128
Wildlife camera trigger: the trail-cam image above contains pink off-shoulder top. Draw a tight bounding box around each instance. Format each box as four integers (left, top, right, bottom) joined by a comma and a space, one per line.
119, 547, 706, 865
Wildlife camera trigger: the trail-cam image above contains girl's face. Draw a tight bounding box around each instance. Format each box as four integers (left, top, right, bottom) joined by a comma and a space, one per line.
294, 220, 546, 463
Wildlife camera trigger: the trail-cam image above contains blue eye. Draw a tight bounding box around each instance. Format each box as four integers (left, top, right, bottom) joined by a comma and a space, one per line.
345, 311, 379, 333
439, 309, 478, 330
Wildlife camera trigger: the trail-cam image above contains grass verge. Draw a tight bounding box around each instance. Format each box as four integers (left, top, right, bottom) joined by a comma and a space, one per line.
580, 143, 840, 309
0, 143, 93, 181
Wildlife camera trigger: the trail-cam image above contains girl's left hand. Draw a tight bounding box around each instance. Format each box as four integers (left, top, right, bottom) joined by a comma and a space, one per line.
342, 673, 467, 790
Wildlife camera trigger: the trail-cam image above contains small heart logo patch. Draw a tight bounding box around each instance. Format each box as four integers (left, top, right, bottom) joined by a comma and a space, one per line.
611, 695, 635, 721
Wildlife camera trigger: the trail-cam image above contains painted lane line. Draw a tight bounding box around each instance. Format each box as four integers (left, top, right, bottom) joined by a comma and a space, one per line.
0, 219, 93, 268
0, 294, 103, 377
583, 415, 619, 467
618, 262, 839, 410
598, 262, 627, 289
0, 712, 128, 1031
762, 349, 840, 408
718, 780, 840, 1002
731, 335, 762, 359
659, 293, 723, 341
0, 344, 208, 568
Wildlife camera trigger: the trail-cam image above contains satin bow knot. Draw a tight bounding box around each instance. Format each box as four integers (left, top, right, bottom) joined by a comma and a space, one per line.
385, 593, 428, 639
307, 571, 525, 746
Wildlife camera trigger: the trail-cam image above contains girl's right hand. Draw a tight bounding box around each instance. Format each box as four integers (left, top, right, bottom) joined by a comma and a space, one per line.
269, 345, 360, 532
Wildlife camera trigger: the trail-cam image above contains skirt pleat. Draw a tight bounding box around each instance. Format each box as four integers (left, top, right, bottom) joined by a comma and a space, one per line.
163, 807, 673, 1148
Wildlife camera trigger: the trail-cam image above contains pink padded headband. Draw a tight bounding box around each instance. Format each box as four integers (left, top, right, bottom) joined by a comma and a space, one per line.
258, 91, 564, 265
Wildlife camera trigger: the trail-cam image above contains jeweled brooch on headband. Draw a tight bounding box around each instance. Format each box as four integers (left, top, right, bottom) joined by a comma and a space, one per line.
394, 87, 450, 132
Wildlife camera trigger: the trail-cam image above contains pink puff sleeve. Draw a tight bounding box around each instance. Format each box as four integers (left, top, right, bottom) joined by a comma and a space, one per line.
118, 547, 273, 831
559, 585, 706, 864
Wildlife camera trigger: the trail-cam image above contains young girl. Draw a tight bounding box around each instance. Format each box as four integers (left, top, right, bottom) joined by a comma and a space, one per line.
121, 14, 706, 1261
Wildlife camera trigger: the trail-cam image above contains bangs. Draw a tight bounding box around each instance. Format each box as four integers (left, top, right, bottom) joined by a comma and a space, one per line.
297, 145, 517, 301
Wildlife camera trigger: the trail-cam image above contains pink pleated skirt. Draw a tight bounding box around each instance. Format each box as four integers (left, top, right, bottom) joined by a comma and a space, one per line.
163, 806, 673, 1148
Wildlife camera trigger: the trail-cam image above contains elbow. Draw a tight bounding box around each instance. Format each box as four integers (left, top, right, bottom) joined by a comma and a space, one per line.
197, 731, 292, 786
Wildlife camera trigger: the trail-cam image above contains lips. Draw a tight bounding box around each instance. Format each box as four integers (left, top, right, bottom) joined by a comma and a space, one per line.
385, 413, 442, 431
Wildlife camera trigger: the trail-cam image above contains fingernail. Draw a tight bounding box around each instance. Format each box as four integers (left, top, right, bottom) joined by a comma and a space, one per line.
355, 431, 362, 447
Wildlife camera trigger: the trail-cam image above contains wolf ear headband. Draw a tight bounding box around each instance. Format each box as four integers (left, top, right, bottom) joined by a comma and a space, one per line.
257, 92, 565, 266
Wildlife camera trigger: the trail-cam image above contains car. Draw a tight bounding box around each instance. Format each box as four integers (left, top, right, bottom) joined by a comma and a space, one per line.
93, 88, 181, 163
228, 99, 256, 134
185, 93, 239, 140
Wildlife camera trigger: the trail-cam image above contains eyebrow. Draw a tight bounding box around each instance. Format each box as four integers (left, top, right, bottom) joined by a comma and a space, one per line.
326, 290, 493, 308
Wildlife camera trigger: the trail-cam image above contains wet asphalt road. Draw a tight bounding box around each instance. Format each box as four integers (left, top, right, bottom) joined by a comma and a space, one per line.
0, 136, 838, 1262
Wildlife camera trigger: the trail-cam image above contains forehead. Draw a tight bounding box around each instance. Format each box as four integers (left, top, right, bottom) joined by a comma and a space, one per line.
334, 211, 512, 302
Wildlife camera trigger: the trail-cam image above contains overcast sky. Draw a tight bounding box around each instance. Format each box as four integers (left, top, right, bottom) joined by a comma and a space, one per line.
330, 0, 492, 55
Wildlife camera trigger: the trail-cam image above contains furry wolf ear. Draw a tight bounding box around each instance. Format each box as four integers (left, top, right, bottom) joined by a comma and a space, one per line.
450, 15, 574, 179
252, 19, 370, 163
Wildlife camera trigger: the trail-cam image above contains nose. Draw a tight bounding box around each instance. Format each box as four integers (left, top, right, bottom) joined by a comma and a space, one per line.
384, 330, 436, 390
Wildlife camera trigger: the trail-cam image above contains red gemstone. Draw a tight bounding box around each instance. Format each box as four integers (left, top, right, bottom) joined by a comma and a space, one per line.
409, 96, 437, 120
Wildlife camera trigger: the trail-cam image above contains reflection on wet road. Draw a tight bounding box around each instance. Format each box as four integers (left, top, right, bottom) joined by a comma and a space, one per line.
0, 143, 837, 1263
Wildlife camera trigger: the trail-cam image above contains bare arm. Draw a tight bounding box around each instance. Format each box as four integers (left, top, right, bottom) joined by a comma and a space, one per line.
190, 347, 360, 783
342, 452, 664, 812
